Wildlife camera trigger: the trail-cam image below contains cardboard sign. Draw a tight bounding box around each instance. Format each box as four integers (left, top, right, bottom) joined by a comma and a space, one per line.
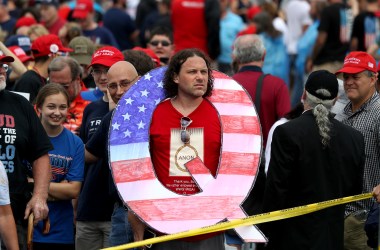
109, 67, 265, 242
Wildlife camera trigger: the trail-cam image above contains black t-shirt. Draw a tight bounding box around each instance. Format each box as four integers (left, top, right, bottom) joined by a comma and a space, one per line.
85, 111, 121, 202
0, 90, 53, 219
79, 99, 109, 144
14, 70, 47, 104
76, 100, 115, 221
351, 11, 378, 51
315, 3, 351, 65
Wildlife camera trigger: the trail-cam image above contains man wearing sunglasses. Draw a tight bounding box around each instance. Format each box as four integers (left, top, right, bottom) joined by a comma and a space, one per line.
129, 48, 224, 249
147, 26, 175, 66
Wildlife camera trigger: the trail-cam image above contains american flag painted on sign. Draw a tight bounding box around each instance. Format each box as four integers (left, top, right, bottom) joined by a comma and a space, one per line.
109, 68, 266, 242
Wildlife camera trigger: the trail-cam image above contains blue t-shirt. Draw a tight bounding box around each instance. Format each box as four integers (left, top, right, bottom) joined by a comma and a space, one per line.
261, 33, 290, 86
33, 128, 84, 244
218, 11, 245, 64
0, 18, 16, 41
103, 8, 137, 51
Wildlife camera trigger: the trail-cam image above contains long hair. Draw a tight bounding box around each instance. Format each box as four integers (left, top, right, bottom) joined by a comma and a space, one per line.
253, 11, 281, 39
305, 91, 335, 147
35, 83, 70, 110
163, 48, 214, 98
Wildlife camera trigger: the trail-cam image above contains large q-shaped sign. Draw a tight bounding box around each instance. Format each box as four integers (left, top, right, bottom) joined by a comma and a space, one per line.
109, 67, 266, 242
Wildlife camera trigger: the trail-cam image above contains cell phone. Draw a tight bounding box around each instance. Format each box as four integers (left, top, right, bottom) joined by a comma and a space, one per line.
143, 229, 156, 248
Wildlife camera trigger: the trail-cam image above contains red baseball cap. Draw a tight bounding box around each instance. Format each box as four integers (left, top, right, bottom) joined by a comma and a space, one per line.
247, 6, 261, 21
72, 0, 94, 19
336, 51, 376, 74
8, 46, 33, 63
0, 54, 14, 63
31, 34, 72, 58
89, 46, 124, 68
15, 17, 37, 29
133, 46, 160, 67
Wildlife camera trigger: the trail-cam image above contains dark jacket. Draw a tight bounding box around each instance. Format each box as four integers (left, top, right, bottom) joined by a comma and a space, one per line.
262, 110, 365, 250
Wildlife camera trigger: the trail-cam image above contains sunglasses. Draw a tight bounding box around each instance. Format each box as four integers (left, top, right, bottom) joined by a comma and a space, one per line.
180, 117, 192, 144
149, 40, 171, 47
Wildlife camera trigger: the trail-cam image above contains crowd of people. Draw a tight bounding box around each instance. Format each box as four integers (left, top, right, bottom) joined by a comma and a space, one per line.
0, 0, 379, 250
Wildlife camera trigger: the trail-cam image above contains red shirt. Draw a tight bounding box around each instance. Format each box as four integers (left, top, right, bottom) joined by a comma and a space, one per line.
150, 99, 221, 195
233, 66, 291, 146
171, 0, 208, 54
44, 17, 67, 35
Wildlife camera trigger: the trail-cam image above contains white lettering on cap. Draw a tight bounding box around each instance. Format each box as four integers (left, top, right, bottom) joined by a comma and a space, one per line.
344, 57, 361, 64
94, 49, 115, 57
77, 3, 87, 10
18, 37, 31, 47
13, 48, 24, 56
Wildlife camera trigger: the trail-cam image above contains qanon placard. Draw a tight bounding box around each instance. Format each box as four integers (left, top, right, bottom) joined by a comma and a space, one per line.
109, 67, 266, 242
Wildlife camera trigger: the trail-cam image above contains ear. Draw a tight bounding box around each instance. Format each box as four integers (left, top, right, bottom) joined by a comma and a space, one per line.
262, 50, 266, 62
371, 72, 379, 88
301, 90, 307, 103
332, 96, 338, 105
173, 73, 179, 84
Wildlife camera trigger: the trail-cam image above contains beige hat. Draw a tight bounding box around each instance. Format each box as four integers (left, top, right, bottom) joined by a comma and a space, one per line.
68, 36, 95, 66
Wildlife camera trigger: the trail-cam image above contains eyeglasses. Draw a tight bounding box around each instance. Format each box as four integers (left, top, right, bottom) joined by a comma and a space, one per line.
107, 76, 138, 91
91, 68, 108, 77
47, 78, 75, 88
149, 40, 171, 47
180, 117, 192, 144
0, 64, 9, 75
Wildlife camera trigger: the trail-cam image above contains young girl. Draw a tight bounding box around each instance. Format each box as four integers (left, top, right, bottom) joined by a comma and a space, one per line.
33, 83, 84, 250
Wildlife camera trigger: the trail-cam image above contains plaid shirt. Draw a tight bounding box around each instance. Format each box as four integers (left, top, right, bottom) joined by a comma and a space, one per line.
342, 92, 380, 215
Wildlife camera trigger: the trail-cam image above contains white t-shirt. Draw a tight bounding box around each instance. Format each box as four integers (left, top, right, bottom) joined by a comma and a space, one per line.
285, 0, 313, 54
0, 161, 10, 206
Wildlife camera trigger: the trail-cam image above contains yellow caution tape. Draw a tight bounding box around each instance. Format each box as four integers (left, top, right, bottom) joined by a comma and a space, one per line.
103, 192, 373, 250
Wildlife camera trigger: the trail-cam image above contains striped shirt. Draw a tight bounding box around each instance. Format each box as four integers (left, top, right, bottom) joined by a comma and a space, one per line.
342, 92, 380, 215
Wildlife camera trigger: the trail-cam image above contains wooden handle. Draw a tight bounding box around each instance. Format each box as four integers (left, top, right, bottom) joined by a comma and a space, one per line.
27, 213, 50, 250
27, 213, 34, 250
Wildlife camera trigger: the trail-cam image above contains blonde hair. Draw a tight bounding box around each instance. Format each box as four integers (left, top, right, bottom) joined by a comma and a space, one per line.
27, 24, 49, 41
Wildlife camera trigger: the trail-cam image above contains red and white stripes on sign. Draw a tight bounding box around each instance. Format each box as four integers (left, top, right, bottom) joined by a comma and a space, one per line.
109, 73, 265, 240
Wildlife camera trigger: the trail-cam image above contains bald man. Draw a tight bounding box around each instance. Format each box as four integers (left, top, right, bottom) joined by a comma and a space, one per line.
81, 61, 139, 248
106, 61, 139, 105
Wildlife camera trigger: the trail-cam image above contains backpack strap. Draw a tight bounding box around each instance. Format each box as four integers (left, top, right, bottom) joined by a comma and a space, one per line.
255, 73, 268, 113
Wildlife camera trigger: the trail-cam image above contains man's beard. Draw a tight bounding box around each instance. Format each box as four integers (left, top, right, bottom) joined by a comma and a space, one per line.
0, 79, 6, 91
